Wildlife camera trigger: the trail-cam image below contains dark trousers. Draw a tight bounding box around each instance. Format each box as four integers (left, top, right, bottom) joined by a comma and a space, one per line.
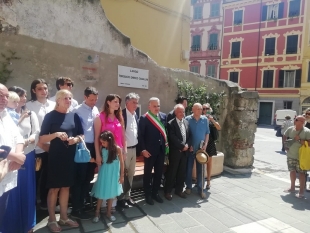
164, 151, 187, 194
0, 191, 9, 229
71, 143, 96, 211
35, 152, 49, 205
143, 151, 165, 197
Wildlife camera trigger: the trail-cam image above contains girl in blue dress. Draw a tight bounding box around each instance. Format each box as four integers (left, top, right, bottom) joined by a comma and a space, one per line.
91, 130, 124, 222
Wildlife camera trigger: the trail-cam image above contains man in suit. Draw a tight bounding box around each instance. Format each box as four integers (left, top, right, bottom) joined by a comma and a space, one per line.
167, 96, 187, 123
138, 97, 168, 205
117, 93, 140, 209
164, 104, 190, 200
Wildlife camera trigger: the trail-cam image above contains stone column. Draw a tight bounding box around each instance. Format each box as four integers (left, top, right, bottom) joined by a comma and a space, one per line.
220, 91, 258, 169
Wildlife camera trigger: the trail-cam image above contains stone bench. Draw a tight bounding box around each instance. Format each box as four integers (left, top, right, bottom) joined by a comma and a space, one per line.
192, 151, 224, 179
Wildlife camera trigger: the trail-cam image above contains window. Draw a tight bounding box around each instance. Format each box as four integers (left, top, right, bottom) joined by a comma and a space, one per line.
308, 62, 310, 82
286, 35, 298, 54
265, 38, 276, 55
262, 3, 284, 21
207, 65, 216, 77
284, 101, 293, 109
210, 3, 220, 17
191, 35, 201, 51
278, 70, 301, 88
231, 42, 241, 58
229, 72, 239, 83
233, 10, 243, 25
193, 6, 203, 20
208, 34, 218, 50
190, 66, 199, 73
289, 0, 301, 17
262, 70, 274, 88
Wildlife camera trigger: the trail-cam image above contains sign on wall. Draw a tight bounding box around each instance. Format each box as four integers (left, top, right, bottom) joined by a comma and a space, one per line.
118, 65, 149, 89
80, 53, 100, 82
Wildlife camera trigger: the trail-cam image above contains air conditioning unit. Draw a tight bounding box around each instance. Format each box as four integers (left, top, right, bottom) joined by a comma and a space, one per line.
182, 50, 190, 60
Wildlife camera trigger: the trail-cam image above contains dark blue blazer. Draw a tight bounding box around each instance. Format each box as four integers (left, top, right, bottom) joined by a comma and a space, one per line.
138, 112, 167, 157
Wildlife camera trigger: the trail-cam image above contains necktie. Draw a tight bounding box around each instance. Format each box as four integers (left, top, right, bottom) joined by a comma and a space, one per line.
179, 121, 186, 143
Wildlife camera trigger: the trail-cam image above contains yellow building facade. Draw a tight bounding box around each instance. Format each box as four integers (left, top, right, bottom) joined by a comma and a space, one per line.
300, 0, 310, 112
100, 0, 190, 70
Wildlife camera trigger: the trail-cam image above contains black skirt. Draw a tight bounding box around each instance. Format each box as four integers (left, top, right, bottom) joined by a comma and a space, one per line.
206, 136, 217, 157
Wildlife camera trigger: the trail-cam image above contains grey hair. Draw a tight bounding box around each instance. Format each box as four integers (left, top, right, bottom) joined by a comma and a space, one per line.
125, 93, 140, 102
174, 104, 184, 111
148, 97, 160, 104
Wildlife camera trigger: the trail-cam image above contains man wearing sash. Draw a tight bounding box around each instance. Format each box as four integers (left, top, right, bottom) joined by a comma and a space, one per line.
138, 97, 168, 205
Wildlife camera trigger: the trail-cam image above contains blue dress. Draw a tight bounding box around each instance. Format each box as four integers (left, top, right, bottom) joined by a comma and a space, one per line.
1, 150, 36, 233
91, 149, 122, 199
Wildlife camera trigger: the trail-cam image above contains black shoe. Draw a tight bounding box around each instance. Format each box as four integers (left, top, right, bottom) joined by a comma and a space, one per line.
70, 210, 92, 220
152, 194, 164, 203
117, 200, 129, 209
125, 198, 136, 206
145, 196, 154, 205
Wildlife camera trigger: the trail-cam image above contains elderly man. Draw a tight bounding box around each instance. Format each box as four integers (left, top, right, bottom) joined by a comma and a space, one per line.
164, 104, 190, 200
185, 103, 210, 199
284, 115, 310, 198
138, 97, 167, 205
167, 96, 187, 123
117, 93, 140, 209
0, 83, 25, 227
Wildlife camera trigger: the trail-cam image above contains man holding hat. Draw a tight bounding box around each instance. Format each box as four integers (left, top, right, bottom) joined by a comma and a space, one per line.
185, 103, 210, 199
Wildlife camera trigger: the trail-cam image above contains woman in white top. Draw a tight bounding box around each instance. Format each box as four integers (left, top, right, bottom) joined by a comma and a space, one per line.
281, 115, 294, 152
1, 86, 40, 233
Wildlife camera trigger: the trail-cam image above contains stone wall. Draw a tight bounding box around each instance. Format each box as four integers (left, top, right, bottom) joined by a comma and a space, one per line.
0, 0, 258, 168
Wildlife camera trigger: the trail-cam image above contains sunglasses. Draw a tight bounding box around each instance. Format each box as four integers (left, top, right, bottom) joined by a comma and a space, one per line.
66, 83, 73, 87
306, 113, 310, 116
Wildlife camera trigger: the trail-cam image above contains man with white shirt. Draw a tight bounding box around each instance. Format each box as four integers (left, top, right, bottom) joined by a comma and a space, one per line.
71, 87, 99, 220
26, 79, 55, 210
117, 93, 140, 209
0, 83, 25, 227
50, 77, 78, 109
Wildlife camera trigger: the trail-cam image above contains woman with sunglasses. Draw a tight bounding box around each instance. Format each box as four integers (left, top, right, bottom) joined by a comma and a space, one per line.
202, 103, 221, 189
39, 90, 84, 233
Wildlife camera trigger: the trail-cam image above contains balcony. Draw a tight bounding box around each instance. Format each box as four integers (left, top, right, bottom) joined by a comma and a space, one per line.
208, 44, 218, 50
190, 47, 220, 60
191, 45, 201, 51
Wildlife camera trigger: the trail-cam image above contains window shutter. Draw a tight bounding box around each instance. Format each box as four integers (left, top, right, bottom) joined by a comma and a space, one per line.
278, 2, 284, 19
286, 35, 298, 54
263, 70, 268, 87
278, 70, 284, 87
209, 34, 218, 47
289, 0, 301, 16
308, 62, 310, 82
262, 5, 268, 21
231, 42, 241, 58
295, 69, 301, 87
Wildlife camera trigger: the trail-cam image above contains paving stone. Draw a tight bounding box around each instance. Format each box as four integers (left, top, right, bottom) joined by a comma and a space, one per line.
203, 208, 243, 228
130, 217, 162, 233
158, 222, 187, 233
109, 222, 136, 233
123, 206, 146, 219
276, 227, 304, 233
290, 221, 310, 233
168, 212, 200, 229
185, 226, 213, 233
82, 219, 107, 232
220, 207, 257, 224
188, 210, 230, 233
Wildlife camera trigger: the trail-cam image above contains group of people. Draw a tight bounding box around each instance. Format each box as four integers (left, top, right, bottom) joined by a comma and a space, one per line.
0, 76, 221, 233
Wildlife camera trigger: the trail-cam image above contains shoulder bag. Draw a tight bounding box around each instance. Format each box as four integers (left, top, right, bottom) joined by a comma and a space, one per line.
74, 136, 91, 163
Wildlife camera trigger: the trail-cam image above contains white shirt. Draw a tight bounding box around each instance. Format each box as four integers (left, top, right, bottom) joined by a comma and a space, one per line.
26, 100, 55, 153
0, 109, 24, 196
125, 108, 138, 147
50, 95, 78, 111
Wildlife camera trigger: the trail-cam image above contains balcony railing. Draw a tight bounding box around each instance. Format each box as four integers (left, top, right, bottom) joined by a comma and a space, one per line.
208, 44, 218, 50
191, 45, 201, 51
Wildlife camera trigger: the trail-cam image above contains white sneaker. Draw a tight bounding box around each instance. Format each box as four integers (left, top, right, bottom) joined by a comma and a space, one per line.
55, 205, 72, 214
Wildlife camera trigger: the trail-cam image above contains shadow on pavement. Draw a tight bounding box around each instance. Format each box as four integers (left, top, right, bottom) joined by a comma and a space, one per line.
280, 193, 310, 211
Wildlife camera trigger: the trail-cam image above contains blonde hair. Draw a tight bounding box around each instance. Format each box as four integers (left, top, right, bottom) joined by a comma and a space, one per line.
8, 91, 20, 102
54, 89, 73, 110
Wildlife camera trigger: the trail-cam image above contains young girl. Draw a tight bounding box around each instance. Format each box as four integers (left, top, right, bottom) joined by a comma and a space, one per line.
91, 130, 124, 223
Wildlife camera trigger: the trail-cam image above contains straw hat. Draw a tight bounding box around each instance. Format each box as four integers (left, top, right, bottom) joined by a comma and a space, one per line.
196, 149, 209, 164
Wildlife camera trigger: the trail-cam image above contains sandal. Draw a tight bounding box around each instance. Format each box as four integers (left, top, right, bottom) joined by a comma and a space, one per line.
295, 193, 305, 199
47, 221, 62, 233
283, 188, 296, 193
206, 180, 211, 190
58, 218, 79, 228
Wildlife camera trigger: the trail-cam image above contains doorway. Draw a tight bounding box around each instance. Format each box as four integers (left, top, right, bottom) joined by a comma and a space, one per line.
258, 102, 273, 125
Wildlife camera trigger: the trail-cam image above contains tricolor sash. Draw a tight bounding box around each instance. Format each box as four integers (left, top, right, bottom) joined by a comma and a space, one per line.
145, 111, 169, 155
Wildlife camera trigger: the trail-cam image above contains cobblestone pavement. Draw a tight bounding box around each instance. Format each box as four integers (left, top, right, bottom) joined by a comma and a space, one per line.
34, 171, 310, 233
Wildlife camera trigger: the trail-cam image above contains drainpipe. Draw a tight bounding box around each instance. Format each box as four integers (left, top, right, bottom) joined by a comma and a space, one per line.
219, 2, 224, 80
254, 0, 263, 91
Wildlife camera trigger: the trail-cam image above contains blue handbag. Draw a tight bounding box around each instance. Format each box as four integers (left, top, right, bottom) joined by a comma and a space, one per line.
74, 136, 91, 163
